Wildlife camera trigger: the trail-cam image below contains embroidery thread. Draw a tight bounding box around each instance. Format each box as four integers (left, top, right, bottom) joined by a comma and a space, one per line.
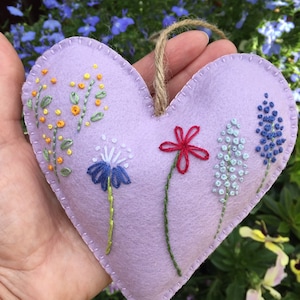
159, 126, 209, 276
255, 93, 286, 193
87, 138, 133, 254
213, 119, 249, 238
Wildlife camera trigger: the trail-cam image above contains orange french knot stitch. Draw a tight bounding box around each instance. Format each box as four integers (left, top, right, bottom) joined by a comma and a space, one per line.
78, 83, 85, 89
97, 74, 103, 80
57, 120, 65, 128
71, 105, 81, 116
51, 78, 57, 84
41, 69, 48, 75
45, 137, 51, 144
57, 157, 64, 164
39, 116, 46, 123
31, 90, 37, 97
95, 99, 101, 106
48, 164, 54, 171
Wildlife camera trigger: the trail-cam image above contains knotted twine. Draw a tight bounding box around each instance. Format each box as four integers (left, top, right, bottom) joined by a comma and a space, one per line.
153, 19, 227, 116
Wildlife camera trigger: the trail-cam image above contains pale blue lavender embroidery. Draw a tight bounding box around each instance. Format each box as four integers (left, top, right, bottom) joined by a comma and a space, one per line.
213, 118, 249, 238
255, 93, 286, 193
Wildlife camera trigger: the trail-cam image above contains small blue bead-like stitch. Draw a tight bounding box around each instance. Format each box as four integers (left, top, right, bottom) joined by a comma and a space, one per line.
256, 146, 261, 152
272, 110, 278, 116
271, 157, 276, 163
273, 149, 279, 155
256, 128, 260, 133
266, 152, 272, 159
263, 100, 268, 105
269, 102, 274, 108
261, 152, 266, 157
264, 145, 269, 151
258, 114, 263, 119
264, 93, 269, 98
260, 138, 267, 144
279, 147, 283, 153
278, 117, 283, 122
258, 105, 263, 111
275, 123, 280, 130
264, 106, 270, 113
263, 159, 268, 165
259, 121, 264, 126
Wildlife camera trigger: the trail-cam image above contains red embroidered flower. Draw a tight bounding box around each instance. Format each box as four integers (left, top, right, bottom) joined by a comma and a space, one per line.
159, 126, 209, 174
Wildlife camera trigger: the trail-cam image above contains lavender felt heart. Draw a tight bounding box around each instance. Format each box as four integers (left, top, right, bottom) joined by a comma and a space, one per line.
22, 37, 298, 300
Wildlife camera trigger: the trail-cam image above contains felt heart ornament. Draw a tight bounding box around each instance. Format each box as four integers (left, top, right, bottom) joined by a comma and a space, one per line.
22, 36, 297, 300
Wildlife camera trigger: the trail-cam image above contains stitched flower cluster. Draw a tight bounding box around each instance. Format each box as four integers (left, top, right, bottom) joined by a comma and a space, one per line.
213, 118, 249, 203
255, 93, 286, 165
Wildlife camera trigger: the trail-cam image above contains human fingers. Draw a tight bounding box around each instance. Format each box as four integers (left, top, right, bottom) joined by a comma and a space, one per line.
0, 33, 25, 141
166, 39, 237, 100
133, 30, 209, 94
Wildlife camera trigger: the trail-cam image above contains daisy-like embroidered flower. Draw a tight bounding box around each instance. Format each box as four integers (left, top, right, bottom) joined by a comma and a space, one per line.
159, 125, 209, 276
159, 126, 209, 174
87, 138, 133, 254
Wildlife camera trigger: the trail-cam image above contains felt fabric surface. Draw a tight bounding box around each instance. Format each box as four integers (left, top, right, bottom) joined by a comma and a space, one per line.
22, 37, 297, 300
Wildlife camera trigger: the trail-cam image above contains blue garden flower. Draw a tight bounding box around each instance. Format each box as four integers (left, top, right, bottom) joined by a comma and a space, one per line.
21, 31, 36, 42
246, 0, 258, 4
7, 5, 23, 17
111, 10, 134, 35
255, 93, 286, 166
162, 14, 177, 27
43, 0, 59, 9
43, 17, 62, 31
171, 5, 189, 17
265, 1, 289, 10
236, 11, 248, 29
78, 24, 96, 36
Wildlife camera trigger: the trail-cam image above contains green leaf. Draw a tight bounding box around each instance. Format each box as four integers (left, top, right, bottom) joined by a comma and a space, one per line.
90, 112, 104, 122
60, 139, 73, 150
225, 280, 246, 300
40, 95, 52, 108
43, 148, 50, 162
27, 99, 33, 109
60, 167, 72, 177
70, 92, 80, 104
95, 91, 107, 99
278, 221, 290, 234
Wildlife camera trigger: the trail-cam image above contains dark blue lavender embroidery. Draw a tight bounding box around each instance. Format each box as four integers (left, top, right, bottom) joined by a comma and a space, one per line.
255, 93, 286, 193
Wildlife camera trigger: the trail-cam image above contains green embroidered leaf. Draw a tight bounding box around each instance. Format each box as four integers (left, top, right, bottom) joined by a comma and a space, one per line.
70, 92, 80, 104
61, 139, 73, 150
43, 148, 50, 162
60, 167, 72, 177
95, 91, 107, 99
40, 95, 53, 108
90, 112, 104, 122
27, 99, 33, 109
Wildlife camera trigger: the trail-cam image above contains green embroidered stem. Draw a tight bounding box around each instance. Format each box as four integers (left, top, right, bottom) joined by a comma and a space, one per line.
214, 192, 229, 239
164, 152, 182, 276
106, 176, 114, 255
77, 80, 95, 132
34, 85, 43, 127
257, 159, 271, 193
52, 125, 59, 181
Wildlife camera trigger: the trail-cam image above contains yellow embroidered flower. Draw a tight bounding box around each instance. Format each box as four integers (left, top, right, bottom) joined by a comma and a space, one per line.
290, 258, 300, 282
246, 254, 287, 300
71, 105, 81, 116
239, 226, 289, 266
56, 120, 65, 128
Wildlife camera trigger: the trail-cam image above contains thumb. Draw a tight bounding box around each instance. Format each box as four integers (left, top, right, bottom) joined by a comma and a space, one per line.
0, 33, 25, 141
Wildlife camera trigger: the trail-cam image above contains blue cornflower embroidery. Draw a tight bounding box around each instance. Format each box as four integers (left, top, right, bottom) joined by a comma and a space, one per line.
255, 93, 286, 193
87, 139, 132, 254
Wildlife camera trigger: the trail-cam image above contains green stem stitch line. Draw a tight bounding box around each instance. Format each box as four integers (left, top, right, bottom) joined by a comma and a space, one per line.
257, 124, 275, 194
256, 159, 271, 193
34, 85, 43, 128
106, 176, 114, 255
52, 125, 59, 182
164, 152, 182, 276
77, 79, 95, 132
214, 146, 231, 239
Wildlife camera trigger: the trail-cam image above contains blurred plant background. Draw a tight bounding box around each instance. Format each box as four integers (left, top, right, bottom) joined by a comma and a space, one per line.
1, 0, 300, 299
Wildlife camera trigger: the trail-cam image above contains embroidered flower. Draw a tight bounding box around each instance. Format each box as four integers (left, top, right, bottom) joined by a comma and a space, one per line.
87, 137, 133, 254
71, 104, 81, 116
159, 126, 209, 276
159, 126, 209, 174
255, 93, 286, 193
213, 119, 249, 238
